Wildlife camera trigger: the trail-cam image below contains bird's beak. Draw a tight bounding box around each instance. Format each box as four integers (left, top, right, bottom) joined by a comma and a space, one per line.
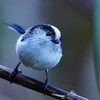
52, 39, 61, 44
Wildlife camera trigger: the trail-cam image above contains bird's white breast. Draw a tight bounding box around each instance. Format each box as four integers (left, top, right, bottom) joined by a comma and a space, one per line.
16, 35, 62, 71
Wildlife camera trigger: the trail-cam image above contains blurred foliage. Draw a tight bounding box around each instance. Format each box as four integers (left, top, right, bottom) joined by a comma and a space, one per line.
94, 0, 100, 95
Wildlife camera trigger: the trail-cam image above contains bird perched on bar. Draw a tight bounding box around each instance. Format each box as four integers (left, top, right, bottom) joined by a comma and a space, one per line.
5, 23, 62, 92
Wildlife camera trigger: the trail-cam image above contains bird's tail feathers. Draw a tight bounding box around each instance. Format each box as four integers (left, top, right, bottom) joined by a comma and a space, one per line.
4, 23, 26, 34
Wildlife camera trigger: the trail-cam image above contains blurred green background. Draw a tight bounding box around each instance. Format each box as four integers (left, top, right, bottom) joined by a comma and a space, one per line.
0, 0, 99, 100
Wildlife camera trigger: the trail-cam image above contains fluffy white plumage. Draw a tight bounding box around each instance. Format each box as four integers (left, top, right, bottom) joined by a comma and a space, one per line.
16, 24, 62, 70
5, 23, 62, 90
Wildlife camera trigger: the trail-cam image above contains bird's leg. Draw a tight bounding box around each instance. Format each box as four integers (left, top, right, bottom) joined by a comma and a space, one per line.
43, 69, 49, 93
9, 62, 22, 83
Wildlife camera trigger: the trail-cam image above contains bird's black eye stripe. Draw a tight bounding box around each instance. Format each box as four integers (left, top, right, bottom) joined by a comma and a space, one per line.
29, 24, 56, 37
32, 24, 55, 35
40, 24, 55, 36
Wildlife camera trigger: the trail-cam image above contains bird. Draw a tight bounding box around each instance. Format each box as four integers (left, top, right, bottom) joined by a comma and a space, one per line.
5, 23, 62, 92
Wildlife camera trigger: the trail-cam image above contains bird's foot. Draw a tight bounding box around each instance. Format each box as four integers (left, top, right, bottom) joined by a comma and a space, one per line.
43, 78, 49, 94
43, 69, 49, 94
9, 62, 21, 83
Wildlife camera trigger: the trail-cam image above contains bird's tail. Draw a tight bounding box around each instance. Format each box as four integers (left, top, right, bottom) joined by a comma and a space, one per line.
4, 23, 26, 34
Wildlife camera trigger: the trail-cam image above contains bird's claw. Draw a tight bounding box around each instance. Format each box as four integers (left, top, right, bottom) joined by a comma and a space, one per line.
43, 69, 49, 94
9, 62, 21, 83
9, 68, 22, 83
42, 79, 49, 94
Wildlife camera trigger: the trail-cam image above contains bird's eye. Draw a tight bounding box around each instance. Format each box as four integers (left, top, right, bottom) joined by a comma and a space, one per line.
46, 32, 52, 36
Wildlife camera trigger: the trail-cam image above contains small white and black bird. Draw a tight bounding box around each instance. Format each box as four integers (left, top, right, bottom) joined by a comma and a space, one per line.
5, 23, 62, 91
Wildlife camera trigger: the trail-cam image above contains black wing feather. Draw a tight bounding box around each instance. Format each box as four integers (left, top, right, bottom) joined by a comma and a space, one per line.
4, 23, 26, 34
